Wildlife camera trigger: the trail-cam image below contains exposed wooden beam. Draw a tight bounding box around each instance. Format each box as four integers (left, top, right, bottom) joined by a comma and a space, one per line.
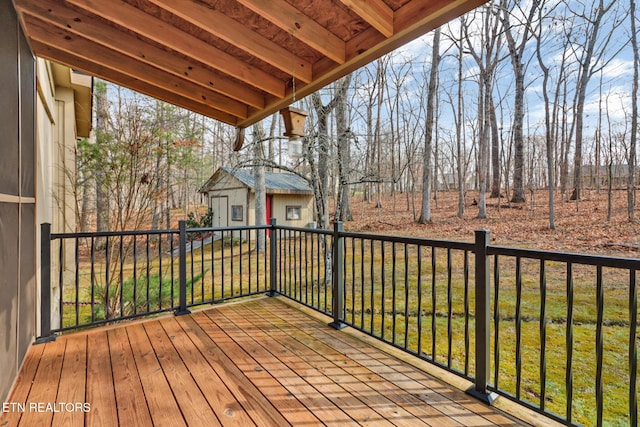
30, 40, 240, 125
65, 0, 286, 97
23, 14, 249, 119
235, 0, 346, 64
15, 0, 265, 109
238, 0, 487, 128
337, 0, 393, 37
148, 0, 312, 84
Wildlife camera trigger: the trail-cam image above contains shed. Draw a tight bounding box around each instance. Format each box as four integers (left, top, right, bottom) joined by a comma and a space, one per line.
199, 167, 315, 229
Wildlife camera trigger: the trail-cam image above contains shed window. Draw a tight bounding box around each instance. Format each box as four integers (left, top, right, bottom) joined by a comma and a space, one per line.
286, 205, 302, 220
231, 205, 243, 221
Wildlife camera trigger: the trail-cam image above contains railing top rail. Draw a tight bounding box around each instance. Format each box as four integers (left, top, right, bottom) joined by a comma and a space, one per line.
186, 225, 270, 233
338, 229, 476, 251
271, 225, 333, 235
488, 244, 640, 269
50, 224, 272, 240
50, 228, 178, 239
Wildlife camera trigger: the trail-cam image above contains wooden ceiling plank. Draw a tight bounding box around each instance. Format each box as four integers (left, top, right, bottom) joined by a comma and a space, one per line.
148, 0, 312, 84
238, 0, 488, 128
14, 0, 265, 109
23, 13, 249, 119
235, 0, 346, 64
64, 0, 285, 97
337, 0, 393, 37
31, 40, 239, 124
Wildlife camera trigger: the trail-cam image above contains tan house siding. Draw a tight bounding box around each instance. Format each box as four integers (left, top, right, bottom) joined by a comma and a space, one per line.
249, 193, 315, 228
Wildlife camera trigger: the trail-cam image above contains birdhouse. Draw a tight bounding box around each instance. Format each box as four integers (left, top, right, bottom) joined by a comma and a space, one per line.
280, 107, 308, 138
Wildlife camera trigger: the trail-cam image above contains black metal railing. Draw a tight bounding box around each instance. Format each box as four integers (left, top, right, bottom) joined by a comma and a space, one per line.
39, 222, 270, 334
486, 242, 639, 426
38, 220, 640, 426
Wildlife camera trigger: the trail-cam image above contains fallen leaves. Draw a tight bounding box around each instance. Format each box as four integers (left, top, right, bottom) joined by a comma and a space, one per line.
341, 188, 640, 257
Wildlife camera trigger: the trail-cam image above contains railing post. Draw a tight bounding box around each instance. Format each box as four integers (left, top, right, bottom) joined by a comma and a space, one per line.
268, 217, 278, 297
329, 221, 346, 330
36, 223, 55, 343
174, 220, 191, 316
468, 229, 497, 404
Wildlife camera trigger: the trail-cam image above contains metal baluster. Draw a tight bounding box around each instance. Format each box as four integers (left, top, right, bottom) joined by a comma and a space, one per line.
566, 262, 574, 424
447, 247, 452, 367
404, 244, 409, 350
540, 259, 547, 411
515, 256, 522, 400
91, 236, 96, 323
392, 242, 397, 345
361, 238, 365, 329
75, 237, 80, 327
133, 236, 137, 315
630, 269, 638, 427
595, 265, 604, 427
494, 255, 500, 388
417, 245, 423, 356
464, 250, 470, 376
431, 246, 436, 360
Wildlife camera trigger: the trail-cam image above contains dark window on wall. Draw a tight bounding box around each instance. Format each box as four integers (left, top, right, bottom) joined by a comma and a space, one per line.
231, 205, 243, 221
286, 206, 302, 220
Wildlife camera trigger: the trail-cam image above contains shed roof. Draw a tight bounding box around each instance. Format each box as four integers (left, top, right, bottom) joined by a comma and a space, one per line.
202, 167, 313, 195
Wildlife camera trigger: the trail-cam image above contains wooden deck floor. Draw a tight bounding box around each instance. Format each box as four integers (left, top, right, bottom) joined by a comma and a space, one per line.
2, 297, 527, 427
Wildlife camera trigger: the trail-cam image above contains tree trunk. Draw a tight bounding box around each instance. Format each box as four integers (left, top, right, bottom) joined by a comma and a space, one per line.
501, 0, 539, 204
534, 4, 555, 229
489, 93, 501, 198
629, 0, 638, 221
572, 0, 612, 200
94, 81, 109, 235
456, 21, 465, 218
418, 28, 440, 224
335, 76, 353, 222
253, 122, 266, 253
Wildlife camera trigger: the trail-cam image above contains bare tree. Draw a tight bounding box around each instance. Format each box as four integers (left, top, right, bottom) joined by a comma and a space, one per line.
534, 0, 558, 229
418, 28, 441, 224
501, 0, 540, 203
253, 122, 266, 253
335, 75, 353, 222
94, 81, 109, 235
569, 0, 618, 200
462, 6, 502, 218
311, 80, 352, 228
629, 0, 638, 221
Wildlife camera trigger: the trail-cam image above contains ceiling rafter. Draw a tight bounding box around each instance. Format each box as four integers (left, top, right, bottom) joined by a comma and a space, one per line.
148, 0, 313, 84
23, 13, 249, 119
15, 0, 265, 109
15, 0, 488, 135
65, 0, 285, 97
235, 0, 346, 65
337, 0, 393, 38
31, 40, 240, 125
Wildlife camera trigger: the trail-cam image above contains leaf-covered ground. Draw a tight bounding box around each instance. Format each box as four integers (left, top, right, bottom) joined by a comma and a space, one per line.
342, 188, 640, 257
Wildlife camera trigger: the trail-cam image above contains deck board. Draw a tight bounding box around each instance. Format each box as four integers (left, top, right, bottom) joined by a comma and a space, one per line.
108, 327, 153, 427
2, 297, 528, 427
52, 334, 87, 427
84, 331, 117, 427
125, 322, 186, 427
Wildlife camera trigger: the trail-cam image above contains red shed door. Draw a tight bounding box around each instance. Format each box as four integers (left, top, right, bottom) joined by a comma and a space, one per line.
266, 195, 273, 236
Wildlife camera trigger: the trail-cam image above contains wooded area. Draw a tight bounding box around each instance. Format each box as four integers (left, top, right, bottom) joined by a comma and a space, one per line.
70, 0, 638, 235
